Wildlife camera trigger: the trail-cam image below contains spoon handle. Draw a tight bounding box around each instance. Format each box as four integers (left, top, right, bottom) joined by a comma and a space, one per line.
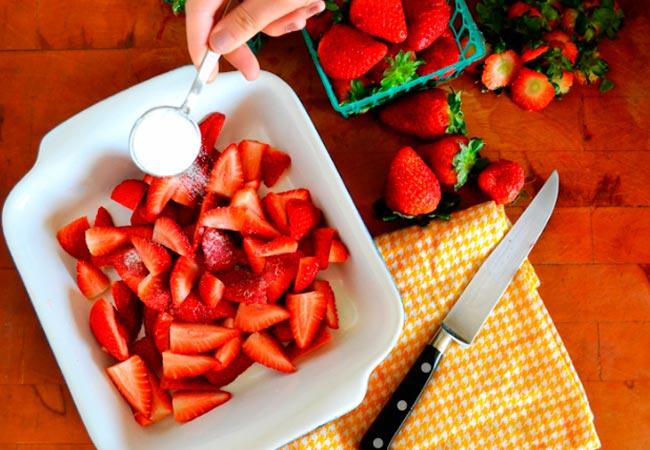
181, 50, 221, 114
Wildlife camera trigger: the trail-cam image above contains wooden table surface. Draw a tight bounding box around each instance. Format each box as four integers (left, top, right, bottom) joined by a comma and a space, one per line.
1, 1, 648, 448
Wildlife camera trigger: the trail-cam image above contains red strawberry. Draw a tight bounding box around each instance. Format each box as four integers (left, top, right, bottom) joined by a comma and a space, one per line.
205, 353, 253, 386
137, 274, 172, 312
143, 307, 159, 337
162, 352, 219, 379
349, 0, 407, 43
242, 332, 295, 373
561, 8, 578, 33
111, 179, 148, 211
272, 321, 294, 343
112, 281, 143, 341
507, 1, 541, 18
94, 207, 114, 227
130, 202, 151, 225
160, 377, 216, 391
169, 323, 239, 354
132, 335, 162, 373
153, 311, 173, 352
235, 303, 290, 333
544, 31, 578, 64
76, 260, 109, 299
403, 0, 451, 52
214, 335, 243, 369
172, 390, 231, 423
247, 236, 299, 258
131, 237, 171, 275
90, 298, 130, 361
238, 140, 268, 184
144, 177, 178, 221
113, 247, 148, 293
199, 207, 246, 232
134, 369, 172, 426
287, 326, 333, 362
172, 292, 237, 323
241, 209, 280, 239
221, 267, 268, 304
379, 89, 466, 139
230, 187, 264, 218
418, 35, 460, 77
171, 157, 210, 208
306, 10, 334, 40
294, 257, 320, 292
201, 228, 241, 272
57, 216, 92, 260
286, 291, 327, 348
192, 192, 220, 249
318, 24, 388, 80
121, 225, 155, 240
553, 71, 574, 95
170, 256, 201, 307
262, 189, 310, 233
243, 238, 266, 275
207, 144, 244, 197
261, 147, 292, 187
521, 44, 549, 63
143, 174, 154, 185
152, 217, 192, 257
85, 227, 129, 256
198, 272, 225, 308
313, 228, 336, 270
481, 50, 521, 90
419, 135, 484, 189
263, 253, 300, 302
478, 160, 525, 205
384, 147, 441, 216
328, 239, 349, 263
286, 199, 322, 240
106, 355, 152, 416
199, 112, 225, 152
313, 280, 338, 329
511, 68, 555, 111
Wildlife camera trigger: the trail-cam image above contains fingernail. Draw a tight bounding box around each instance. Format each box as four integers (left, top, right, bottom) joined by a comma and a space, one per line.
308, 1, 325, 14
210, 29, 235, 53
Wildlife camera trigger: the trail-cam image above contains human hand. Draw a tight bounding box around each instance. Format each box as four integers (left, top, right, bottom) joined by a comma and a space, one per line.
186, 0, 326, 81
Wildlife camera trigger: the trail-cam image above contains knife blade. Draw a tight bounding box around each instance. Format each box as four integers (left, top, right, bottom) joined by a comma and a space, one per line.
360, 171, 559, 450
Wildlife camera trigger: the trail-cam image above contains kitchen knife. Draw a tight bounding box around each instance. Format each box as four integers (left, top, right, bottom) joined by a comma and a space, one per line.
360, 171, 559, 450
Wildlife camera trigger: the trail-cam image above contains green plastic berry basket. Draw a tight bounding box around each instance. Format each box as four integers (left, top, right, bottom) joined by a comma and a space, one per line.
302, 0, 486, 117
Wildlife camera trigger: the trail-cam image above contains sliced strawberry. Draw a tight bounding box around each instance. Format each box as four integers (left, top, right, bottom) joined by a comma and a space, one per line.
111, 179, 148, 211
298, 235, 314, 256
143, 174, 154, 185
172, 390, 231, 423
214, 335, 243, 369
175, 204, 197, 227
192, 192, 221, 249
249, 236, 299, 258
242, 332, 295, 373
240, 209, 280, 239
76, 260, 109, 299
94, 207, 114, 227
287, 326, 332, 362
85, 226, 129, 256
90, 298, 130, 361
205, 353, 253, 387
91, 251, 118, 269
199, 112, 226, 152
130, 202, 151, 225
221, 267, 268, 304
152, 217, 192, 257
198, 272, 225, 308
143, 307, 159, 337
328, 239, 349, 263
263, 253, 300, 302
230, 187, 264, 218
106, 355, 152, 416
287, 291, 327, 348
262, 189, 310, 233
481, 50, 521, 90
169, 323, 239, 354
199, 206, 246, 231
171, 292, 237, 323
138, 274, 172, 312
120, 225, 154, 240
171, 158, 209, 208
207, 144, 244, 197
160, 377, 216, 391
261, 147, 291, 187
243, 237, 266, 275
201, 228, 241, 272
144, 177, 178, 221
293, 257, 320, 293
170, 256, 201, 307
286, 199, 321, 240
131, 237, 171, 275
221, 317, 235, 328
112, 281, 143, 340
521, 44, 549, 63
162, 352, 218, 379
113, 247, 148, 293
132, 335, 162, 373
134, 369, 172, 426
153, 311, 173, 352
238, 140, 268, 184
272, 321, 294, 343
314, 279, 338, 329
234, 303, 290, 333
313, 228, 336, 270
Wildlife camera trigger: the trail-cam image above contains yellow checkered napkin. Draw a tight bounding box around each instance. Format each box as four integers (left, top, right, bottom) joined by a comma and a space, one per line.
285, 202, 599, 449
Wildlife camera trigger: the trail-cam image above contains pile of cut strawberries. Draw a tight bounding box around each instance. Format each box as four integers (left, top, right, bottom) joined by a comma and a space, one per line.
56, 112, 349, 425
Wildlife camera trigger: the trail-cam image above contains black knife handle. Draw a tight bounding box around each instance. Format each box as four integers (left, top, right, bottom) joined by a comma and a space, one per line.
359, 328, 453, 450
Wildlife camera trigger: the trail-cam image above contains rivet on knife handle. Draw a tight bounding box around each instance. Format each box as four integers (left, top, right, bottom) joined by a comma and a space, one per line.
359, 328, 453, 449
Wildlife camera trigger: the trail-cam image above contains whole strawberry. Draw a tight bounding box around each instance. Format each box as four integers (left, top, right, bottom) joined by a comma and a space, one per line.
384, 147, 441, 216
379, 88, 466, 139
318, 24, 388, 80
420, 136, 484, 189
478, 160, 525, 204
350, 0, 407, 44
403, 0, 451, 52
418, 35, 460, 77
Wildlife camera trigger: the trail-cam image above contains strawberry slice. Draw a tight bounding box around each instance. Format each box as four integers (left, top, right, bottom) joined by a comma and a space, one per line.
199, 112, 226, 152
132, 335, 162, 373
198, 272, 225, 308
287, 326, 333, 362
152, 217, 192, 257
106, 355, 152, 417
169, 323, 239, 354
328, 239, 349, 263
112, 281, 143, 340
113, 247, 149, 293
162, 352, 218, 379
240, 209, 280, 239
111, 179, 148, 211
153, 311, 174, 352
90, 298, 130, 361
143, 307, 159, 337
238, 140, 268, 183
160, 377, 217, 391
286, 291, 327, 348
243, 238, 266, 275
144, 177, 178, 221
214, 335, 243, 369
172, 292, 237, 323
221, 267, 268, 304
234, 303, 290, 333
76, 260, 110, 299
481, 50, 521, 91
248, 236, 298, 257
85, 226, 129, 256
293, 257, 320, 293
207, 144, 244, 197
120, 225, 154, 240
57, 216, 92, 260
172, 390, 231, 423
199, 206, 246, 231
94, 207, 114, 227
134, 369, 172, 426
262, 189, 310, 233
131, 237, 171, 275
272, 321, 294, 343
138, 274, 172, 312
286, 199, 321, 240
242, 332, 295, 373
170, 256, 201, 306
314, 279, 338, 329
201, 228, 241, 272
130, 201, 151, 225
230, 187, 264, 218
192, 192, 220, 250
263, 253, 299, 302
313, 228, 336, 270
261, 147, 291, 187
171, 157, 210, 208
205, 353, 253, 387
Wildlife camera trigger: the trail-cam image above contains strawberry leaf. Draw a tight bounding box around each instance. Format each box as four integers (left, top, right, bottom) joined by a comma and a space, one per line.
374, 193, 461, 226
379, 51, 424, 90
445, 90, 467, 136
452, 138, 484, 190
163, 0, 186, 14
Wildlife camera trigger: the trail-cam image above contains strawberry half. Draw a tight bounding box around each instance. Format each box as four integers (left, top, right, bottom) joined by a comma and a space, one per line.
144, 176, 178, 221
314, 279, 338, 329
214, 335, 243, 369
286, 199, 321, 240
57, 216, 92, 260
262, 189, 310, 233
90, 298, 130, 361
171, 158, 210, 208
286, 291, 327, 349
261, 147, 291, 187
153, 311, 174, 352
172, 293, 237, 323
134, 369, 172, 426
287, 326, 333, 362
329, 239, 350, 263
481, 50, 521, 91
198, 272, 225, 308
199, 112, 226, 152
243, 237, 266, 275
94, 207, 114, 227
242, 331, 295, 373
106, 355, 152, 417
85, 227, 129, 256
152, 217, 192, 257
263, 253, 300, 302
132, 335, 162, 373
247, 236, 298, 258
201, 228, 241, 272
111, 179, 148, 211
221, 267, 268, 304
238, 140, 268, 184
294, 257, 320, 293
169, 323, 239, 354
76, 260, 110, 299
511, 68, 555, 111
313, 228, 336, 270
170, 256, 201, 307
172, 390, 231, 423
205, 353, 253, 387
112, 281, 143, 341
234, 303, 290, 333
240, 209, 280, 240
207, 144, 244, 198
113, 247, 149, 293
162, 352, 218, 379
199, 207, 246, 232
138, 274, 172, 312
131, 236, 172, 275
230, 187, 264, 218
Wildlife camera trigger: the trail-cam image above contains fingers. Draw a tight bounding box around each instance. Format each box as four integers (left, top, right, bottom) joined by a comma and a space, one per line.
222, 44, 261, 81
185, 0, 225, 66
263, 1, 326, 37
